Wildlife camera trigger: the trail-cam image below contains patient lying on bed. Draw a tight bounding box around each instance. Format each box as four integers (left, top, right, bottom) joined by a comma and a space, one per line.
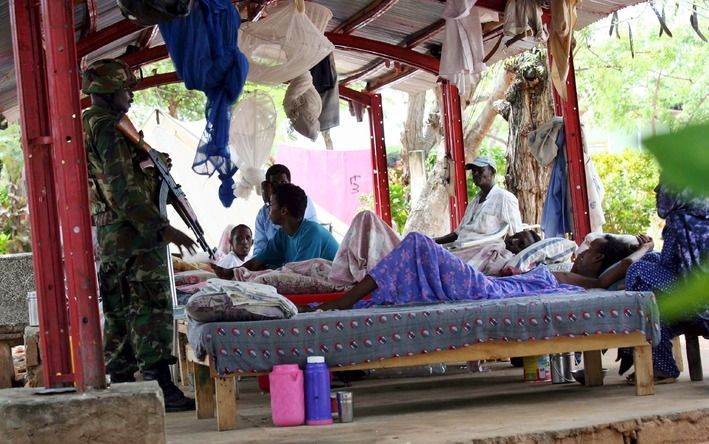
311, 232, 655, 311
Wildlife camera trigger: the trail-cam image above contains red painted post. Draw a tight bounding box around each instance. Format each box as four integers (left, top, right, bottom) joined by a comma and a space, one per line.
560, 55, 592, 241
10, 0, 75, 388
368, 94, 393, 225
40, 0, 106, 390
440, 81, 468, 230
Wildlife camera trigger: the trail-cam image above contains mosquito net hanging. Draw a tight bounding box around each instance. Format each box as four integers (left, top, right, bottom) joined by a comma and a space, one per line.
158, 0, 249, 207
229, 91, 277, 199
238, 0, 334, 85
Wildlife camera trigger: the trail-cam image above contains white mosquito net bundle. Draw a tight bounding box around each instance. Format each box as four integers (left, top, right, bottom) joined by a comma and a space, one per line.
238, 0, 334, 85
228, 91, 277, 198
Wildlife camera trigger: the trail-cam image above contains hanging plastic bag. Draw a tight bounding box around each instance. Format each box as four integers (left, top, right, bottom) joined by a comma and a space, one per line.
283, 71, 322, 141
229, 92, 277, 199
239, 0, 334, 84
118, 0, 194, 26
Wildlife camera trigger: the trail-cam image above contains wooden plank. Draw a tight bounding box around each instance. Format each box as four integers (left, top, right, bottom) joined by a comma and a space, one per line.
633, 344, 655, 395
583, 350, 603, 387
0, 342, 14, 388
685, 335, 704, 382
671, 336, 684, 373
176, 329, 189, 386
215, 376, 237, 432
333, 333, 649, 372
192, 360, 215, 419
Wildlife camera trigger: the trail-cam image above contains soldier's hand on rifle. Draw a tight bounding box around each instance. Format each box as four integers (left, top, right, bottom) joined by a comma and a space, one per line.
161, 226, 197, 255
157, 151, 173, 170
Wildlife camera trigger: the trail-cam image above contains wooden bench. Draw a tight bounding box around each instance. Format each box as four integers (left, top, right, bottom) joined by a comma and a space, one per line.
186, 331, 656, 432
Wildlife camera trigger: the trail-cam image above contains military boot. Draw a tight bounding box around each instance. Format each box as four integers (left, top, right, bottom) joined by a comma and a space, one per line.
143, 362, 195, 412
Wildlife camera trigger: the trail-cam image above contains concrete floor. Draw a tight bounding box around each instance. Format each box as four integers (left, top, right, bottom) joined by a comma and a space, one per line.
166, 338, 709, 444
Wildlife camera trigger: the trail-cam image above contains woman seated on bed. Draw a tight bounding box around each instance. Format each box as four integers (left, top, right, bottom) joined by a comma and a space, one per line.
617, 182, 709, 383
312, 231, 654, 311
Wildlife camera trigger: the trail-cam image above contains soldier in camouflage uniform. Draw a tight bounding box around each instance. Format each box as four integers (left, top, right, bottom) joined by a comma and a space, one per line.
82, 58, 195, 412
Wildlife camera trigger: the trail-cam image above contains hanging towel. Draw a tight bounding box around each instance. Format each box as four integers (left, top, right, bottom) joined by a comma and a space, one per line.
549, 0, 579, 100
440, 0, 486, 95
159, 0, 249, 207
528, 116, 565, 167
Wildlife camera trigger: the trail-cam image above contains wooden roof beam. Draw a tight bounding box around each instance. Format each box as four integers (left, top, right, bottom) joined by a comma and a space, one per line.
332, 0, 400, 34
366, 65, 418, 92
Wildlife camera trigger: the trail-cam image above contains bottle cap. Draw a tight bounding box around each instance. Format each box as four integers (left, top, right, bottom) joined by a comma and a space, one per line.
307, 356, 325, 364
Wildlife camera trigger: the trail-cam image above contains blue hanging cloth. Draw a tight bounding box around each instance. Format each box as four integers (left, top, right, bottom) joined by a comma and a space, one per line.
159, 0, 249, 207
541, 128, 574, 238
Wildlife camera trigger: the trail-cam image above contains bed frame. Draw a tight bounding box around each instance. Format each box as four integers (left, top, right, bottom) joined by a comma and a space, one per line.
180, 319, 655, 432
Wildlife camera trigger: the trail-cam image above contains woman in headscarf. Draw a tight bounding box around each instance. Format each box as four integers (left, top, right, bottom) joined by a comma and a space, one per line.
620, 182, 709, 382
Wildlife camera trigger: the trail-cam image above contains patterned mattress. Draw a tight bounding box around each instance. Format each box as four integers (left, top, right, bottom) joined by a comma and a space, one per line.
187, 290, 660, 375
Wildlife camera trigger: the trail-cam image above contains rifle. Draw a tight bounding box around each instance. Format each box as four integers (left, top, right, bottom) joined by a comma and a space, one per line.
116, 115, 214, 259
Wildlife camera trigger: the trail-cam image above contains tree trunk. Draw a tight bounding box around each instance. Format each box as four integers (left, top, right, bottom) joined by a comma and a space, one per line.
500, 49, 554, 225
404, 69, 513, 235
400, 92, 427, 185
463, 69, 515, 161
403, 152, 451, 236
168, 99, 179, 119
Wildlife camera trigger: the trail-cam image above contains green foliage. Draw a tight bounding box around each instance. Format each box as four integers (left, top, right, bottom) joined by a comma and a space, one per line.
643, 122, 709, 195
0, 123, 31, 254
592, 149, 660, 234
574, 6, 709, 132
132, 60, 206, 122
388, 169, 410, 233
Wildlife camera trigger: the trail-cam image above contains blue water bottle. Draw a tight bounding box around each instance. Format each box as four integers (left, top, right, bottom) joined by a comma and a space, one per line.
304, 356, 333, 425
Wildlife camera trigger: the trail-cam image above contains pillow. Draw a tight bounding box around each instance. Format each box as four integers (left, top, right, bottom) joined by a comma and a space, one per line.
504, 237, 578, 273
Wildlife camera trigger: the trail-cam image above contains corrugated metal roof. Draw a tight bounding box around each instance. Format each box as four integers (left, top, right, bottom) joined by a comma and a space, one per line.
0, 0, 645, 123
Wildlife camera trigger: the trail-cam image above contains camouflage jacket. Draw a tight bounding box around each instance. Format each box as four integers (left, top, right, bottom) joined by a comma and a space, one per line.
83, 105, 169, 260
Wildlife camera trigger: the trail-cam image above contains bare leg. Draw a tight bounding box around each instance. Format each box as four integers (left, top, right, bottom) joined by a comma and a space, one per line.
315, 275, 378, 311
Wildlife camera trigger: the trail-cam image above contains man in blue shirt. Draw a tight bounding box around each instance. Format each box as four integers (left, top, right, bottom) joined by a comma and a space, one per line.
213, 183, 338, 276
253, 164, 318, 256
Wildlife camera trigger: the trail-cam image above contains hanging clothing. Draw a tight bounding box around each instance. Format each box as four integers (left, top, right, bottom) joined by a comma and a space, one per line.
528, 116, 565, 167
549, 0, 579, 99
540, 124, 573, 238
439, 0, 486, 95
158, 0, 249, 207
310, 53, 340, 131
583, 133, 606, 233
455, 185, 524, 243
356, 232, 583, 308
503, 0, 548, 43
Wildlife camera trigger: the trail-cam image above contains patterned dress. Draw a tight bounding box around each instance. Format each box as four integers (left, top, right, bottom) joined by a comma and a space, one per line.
355, 232, 583, 308
624, 186, 709, 377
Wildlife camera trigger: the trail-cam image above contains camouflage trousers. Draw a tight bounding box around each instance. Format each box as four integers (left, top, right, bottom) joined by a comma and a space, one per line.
99, 246, 174, 376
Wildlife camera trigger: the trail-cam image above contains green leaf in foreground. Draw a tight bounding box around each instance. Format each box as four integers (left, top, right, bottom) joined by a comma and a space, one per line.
657, 270, 709, 321
643, 122, 709, 195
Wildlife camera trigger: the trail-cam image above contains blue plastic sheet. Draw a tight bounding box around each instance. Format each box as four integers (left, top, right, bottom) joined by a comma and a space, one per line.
159, 0, 249, 207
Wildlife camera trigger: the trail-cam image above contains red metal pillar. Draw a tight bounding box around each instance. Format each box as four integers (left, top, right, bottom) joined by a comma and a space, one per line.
558, 54, 591, 241
368, 94, 392, 225
40, 0, 105, 390
10, 0, 74, 388
440, 81, 468, 230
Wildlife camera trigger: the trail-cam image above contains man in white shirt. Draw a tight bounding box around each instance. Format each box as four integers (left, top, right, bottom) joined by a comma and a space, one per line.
216, 224, 253, 268
435, 156, 523, 245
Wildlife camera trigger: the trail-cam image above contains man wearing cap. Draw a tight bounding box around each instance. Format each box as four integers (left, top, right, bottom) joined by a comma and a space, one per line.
82, 58, 195, 411
434, 156, 523, 245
